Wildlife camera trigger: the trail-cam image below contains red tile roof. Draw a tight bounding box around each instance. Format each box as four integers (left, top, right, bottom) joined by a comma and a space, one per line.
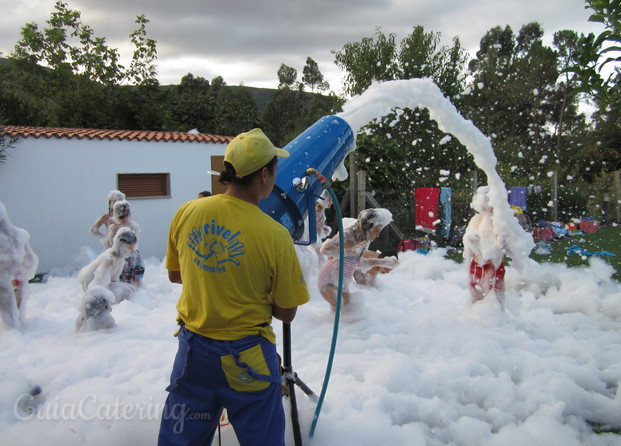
2, 125, 234, 144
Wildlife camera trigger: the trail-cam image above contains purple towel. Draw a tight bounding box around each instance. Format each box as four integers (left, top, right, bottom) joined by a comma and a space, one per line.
508, 187, 527, 210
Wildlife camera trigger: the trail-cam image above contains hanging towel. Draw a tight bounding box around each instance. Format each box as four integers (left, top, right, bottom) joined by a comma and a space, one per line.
414, 188, 440, 231
440, 187, 452, 240
508, 187, 527, 210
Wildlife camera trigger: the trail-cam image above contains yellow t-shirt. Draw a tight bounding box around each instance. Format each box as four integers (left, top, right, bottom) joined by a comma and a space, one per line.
166, 194, 310, 343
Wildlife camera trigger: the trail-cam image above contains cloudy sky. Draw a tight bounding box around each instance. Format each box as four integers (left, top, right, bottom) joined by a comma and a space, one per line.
0, 0, 605, 94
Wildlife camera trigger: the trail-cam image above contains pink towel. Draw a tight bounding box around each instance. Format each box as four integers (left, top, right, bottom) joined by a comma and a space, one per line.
414, 188, 440, 230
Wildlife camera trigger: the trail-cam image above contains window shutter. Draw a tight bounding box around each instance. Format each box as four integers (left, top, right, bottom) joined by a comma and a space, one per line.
118, 173, 170, 198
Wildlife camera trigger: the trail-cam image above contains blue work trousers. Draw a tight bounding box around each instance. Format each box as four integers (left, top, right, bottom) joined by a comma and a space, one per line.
158, 326, 285, 446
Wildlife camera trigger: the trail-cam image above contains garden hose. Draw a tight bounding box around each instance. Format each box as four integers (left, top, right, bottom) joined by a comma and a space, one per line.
305, 168, 345, 439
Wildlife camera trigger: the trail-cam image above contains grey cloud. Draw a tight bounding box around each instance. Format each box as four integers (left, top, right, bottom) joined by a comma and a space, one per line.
0, 0, 606, 88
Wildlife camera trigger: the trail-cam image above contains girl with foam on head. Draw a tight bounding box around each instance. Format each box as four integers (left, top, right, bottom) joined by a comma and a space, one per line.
318, 208, 398, 310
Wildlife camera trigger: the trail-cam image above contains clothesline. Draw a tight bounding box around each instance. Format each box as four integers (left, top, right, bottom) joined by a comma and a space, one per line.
412, 185, 544, 240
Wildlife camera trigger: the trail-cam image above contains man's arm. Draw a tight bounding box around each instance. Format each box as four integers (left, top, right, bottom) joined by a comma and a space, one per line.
272, 304, 297, 324
168, 270, 182, 284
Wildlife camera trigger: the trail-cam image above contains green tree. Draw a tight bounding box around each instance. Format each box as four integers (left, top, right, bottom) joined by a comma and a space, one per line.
515, 23, 559, 158
567, 0, 621, 104
120, 83, 170, 130
464, 22, 601, 223
333, 26, 470, 228
0, 59, 52, 125
7, 1, 159, 129
0, 124, 17, 163
551, 30, 585, 163
170, 73, 215, 132
302, 57, 329, 92
573, 72, 621, 183
433, 36, 469, 104
466, 25, 517, 139
13, 1, 124, 84
212, 85, 259, 136
265, 58, 346, 145
466, 23, 565, 185
277, 64, 298, 89
126, 15, 158, 86
262, 88, 305, 145
332, 28, 399, 96
51, 76, 117, 127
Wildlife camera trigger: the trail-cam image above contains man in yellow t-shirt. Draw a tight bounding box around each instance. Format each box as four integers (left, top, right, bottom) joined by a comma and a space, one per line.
158, 128, 310, 446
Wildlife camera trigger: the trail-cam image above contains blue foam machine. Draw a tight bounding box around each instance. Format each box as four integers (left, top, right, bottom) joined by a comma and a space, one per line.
259, 115, 355, 244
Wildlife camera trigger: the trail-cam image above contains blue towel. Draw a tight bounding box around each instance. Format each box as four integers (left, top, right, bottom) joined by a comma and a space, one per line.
440, 187, 452, 241
567, 245, 616, 257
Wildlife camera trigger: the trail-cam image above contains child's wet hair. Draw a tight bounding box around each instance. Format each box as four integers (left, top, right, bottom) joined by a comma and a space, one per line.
358, 209, 378, 233
117, 228, 137, 244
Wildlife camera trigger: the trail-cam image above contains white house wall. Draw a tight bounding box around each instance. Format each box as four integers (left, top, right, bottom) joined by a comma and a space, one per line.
0, 136, 226, 274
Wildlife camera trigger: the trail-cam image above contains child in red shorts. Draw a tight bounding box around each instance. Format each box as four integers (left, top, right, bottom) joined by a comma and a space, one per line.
463, 186, 510, 305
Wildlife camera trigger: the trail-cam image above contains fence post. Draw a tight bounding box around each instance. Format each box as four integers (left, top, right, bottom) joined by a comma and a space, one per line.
551, 170, 558, 222
615, 170, 621, 223
470, 170, 478, 194
357, 170, 366, 213
348, 152, 358, 217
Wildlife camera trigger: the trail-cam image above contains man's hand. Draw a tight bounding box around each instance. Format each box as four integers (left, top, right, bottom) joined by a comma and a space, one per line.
168, 270, 182, 284
272, 304, 297, 323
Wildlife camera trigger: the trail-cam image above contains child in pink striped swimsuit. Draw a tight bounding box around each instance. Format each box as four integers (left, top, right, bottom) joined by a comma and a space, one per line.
318, 209, 398, 310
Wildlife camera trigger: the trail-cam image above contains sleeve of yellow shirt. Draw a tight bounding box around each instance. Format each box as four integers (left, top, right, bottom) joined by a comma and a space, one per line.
165, 208, 182, 272
270, 238, 311, 309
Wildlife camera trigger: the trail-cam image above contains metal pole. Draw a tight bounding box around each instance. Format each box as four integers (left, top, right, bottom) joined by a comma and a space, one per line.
282, 322, 303, 446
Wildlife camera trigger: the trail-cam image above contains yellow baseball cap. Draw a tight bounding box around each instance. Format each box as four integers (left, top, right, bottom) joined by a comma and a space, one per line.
224, 128, 289, 178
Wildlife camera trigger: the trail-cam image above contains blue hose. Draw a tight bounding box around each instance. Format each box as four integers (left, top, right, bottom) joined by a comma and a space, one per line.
309, 185, 344, 439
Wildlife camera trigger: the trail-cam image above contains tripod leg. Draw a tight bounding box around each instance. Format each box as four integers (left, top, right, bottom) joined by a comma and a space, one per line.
287, 373, 303, 446
283, 323, 303, 446
295, 375, 317, 401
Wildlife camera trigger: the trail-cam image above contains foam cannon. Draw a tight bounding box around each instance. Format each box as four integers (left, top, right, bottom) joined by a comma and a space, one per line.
259, 115, 355, 244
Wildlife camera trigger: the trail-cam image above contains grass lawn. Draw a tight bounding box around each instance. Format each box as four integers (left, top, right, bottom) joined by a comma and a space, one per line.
444, 224, 620, 282
528, 224, 620, 282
